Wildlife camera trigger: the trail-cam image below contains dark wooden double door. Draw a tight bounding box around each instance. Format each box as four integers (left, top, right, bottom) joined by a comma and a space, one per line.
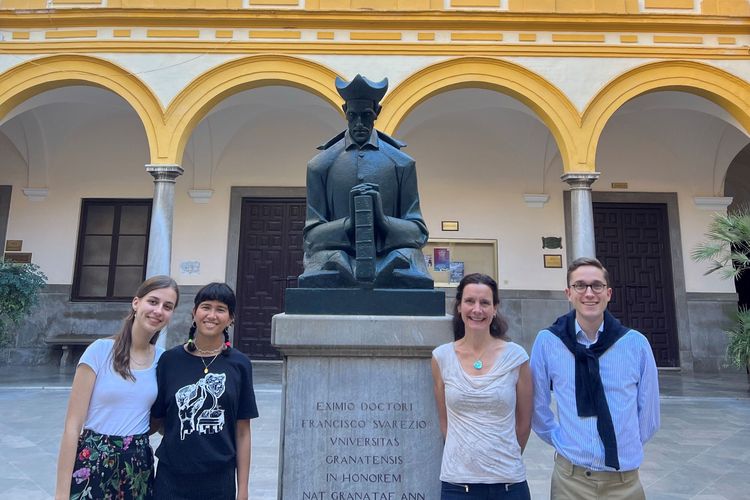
235, 198, 305, 359
234, 198, 680, 365
593, 202, 679, 367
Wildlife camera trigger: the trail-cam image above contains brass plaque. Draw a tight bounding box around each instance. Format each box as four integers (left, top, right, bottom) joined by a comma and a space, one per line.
441, 220, 459, 231
543, 254, 563, 269
4, 252, 32, 264
5, 240, 22, 252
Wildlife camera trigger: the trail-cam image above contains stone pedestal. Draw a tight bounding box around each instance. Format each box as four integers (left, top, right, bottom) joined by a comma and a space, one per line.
272, 314, 453, 500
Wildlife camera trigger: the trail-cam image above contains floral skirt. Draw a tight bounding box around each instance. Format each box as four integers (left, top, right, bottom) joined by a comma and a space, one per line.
70, 429, 154, 500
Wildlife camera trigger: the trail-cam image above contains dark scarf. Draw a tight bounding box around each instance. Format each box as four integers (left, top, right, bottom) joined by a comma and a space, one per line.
547, 309, 629, 470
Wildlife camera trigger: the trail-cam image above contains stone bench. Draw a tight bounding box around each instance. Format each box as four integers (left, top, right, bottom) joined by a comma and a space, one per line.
44, 334, 110, 372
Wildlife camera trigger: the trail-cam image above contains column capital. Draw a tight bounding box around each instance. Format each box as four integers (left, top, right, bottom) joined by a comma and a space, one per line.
145, 164, 184, 183
561, 172, 600, 189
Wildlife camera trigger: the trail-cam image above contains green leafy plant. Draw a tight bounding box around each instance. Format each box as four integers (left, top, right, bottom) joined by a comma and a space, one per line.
0, 260, 47, 347
691, 210, 750, 281
726, 308, 750, 369
692, 208, 750, 369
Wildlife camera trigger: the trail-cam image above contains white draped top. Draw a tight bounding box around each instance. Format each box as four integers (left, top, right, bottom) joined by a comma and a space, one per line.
433, 341, 529, 484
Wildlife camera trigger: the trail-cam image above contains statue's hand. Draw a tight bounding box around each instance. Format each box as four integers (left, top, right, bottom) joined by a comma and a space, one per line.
368, 190, 391, 234
350, 183, 379, 197
350, 184, 389, 234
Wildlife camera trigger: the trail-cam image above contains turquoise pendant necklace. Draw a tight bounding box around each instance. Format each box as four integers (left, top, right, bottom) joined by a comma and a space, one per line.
472, 345, 490, 370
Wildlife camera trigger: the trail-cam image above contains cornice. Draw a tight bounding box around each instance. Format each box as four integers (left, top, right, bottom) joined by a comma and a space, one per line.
0, 9, 748, 35
2, 40, 747, 59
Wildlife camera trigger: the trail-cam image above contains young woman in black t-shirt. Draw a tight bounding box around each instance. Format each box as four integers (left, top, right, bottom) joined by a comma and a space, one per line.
151, 283, 259, 500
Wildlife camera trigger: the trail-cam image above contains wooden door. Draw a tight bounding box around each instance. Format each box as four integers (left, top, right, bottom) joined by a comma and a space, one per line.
235, 198, 305, 359
593, 202, 680, 367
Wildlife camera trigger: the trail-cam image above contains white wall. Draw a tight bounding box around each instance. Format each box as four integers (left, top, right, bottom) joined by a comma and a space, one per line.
2, 82, 747, 295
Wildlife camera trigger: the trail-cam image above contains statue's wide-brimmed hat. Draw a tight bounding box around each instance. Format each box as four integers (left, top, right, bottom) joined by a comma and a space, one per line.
335, 75, 388, 103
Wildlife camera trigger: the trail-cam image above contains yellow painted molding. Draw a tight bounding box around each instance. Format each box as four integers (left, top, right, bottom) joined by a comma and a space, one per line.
352, 0, 398, 8
350, 32, 402, 41
113, 29, 131, 37
379, 57, 581, 172
0, 1, 47, 7
620, 35, 638, 43
2, 11, 748, 36
518, 33, 536, 42
147, 29, 200, 38
451, 33, 503, 42
451, 0, 500, 6
399, 0, 431, 8
317, 31, 335, 40
0, 54, 165, 162
249, 30, 302, 39
53, 0, 102, 4
701, 0, 750, 16
653, 35, 703, 44
717, 36, 735, 45
249, 0, 299, 4
552, 34, 606, 43
12, 32, 30, 40
2, 40, 748, 60
215, 29, 234, 38
164, 55, 342, 164
45, 30, 98, 39
582, 61, 750, 170
318, 0, 349, 8
417, 32, 435, 41
644, 0, 693, 8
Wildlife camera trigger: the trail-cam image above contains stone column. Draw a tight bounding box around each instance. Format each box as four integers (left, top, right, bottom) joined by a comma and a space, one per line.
145, 164, 183, 277
562, 172, 599, 259
145, 164, 183, 350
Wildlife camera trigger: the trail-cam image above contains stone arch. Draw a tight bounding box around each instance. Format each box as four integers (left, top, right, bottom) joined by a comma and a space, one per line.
0, 55, 164, 161
582, 61, 750, 172
165, 55, 342, 164
378, 57, 581, 172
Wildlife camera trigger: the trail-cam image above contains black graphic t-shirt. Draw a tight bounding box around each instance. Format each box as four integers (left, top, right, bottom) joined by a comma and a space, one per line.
152, 346, 259, 472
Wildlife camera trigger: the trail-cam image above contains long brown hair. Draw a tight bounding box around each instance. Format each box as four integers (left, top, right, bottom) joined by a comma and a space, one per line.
111, 275, 179, 381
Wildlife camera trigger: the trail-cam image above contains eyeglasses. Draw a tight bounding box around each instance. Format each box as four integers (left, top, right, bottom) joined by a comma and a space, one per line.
569, 282, 607, 294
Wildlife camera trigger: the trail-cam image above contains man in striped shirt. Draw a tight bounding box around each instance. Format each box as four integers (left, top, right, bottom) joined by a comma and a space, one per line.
530, 257, 660, 499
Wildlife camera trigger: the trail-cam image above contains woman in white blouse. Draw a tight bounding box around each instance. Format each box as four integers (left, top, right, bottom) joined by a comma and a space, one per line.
55, 275, 179, 500
432, 273, 533, 499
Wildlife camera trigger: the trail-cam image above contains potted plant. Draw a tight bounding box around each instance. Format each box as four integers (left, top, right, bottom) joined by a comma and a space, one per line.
0, 259, 47, 348
725, 308, 750, 370
692, 208, 750, 371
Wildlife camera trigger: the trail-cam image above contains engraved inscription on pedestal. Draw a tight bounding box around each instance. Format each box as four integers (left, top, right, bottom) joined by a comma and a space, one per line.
280, 357, 443, 500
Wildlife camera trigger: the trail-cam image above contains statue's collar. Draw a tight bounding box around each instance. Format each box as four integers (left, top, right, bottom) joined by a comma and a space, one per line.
344, 129, 379, 151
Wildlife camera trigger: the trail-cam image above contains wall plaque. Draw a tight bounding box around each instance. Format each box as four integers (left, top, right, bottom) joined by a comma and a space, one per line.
543, 254, 562, 268
441, 221, 459, 231
5, 240, 22, 252
4, 252, 32, 263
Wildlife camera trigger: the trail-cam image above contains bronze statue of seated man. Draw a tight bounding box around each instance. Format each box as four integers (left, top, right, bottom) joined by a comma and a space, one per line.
299, 75, 433, 289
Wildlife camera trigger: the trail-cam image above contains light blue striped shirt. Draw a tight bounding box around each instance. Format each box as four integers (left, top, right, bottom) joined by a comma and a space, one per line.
530, 319, 660, 471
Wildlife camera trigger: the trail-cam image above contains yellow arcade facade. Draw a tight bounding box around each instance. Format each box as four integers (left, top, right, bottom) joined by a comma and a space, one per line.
1, 1, 749, 371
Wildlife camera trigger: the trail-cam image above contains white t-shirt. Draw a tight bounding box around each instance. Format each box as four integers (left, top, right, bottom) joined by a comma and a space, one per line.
78, 338, 164, 436
433, 341, 529, 484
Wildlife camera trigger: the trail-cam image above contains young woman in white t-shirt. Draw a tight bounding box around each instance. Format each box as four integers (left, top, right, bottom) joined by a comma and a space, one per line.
55, 275, 179, 500
431, 273, 533, 499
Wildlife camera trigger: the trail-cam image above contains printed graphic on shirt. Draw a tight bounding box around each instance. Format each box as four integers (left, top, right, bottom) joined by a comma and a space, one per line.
175, 372, 226, 440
